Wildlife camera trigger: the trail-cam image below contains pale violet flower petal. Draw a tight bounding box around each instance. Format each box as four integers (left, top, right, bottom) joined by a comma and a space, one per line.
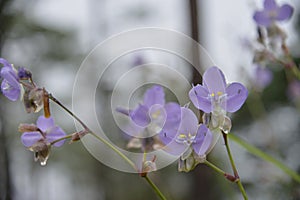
276, 4, 294, 21
193, 124, 213, 156
203, 66, 226, 95
143, 85, 165, 108
21, 131, 43, 147
226, 83, 248, 113
47, 126, 67, 147
36, 116, 55, 133
189, 85, 211, 113
130, 104, 150, 127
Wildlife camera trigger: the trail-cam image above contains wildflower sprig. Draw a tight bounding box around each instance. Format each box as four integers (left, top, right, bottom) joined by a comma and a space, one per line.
116, 66, 249, 199
252, 0, 300, 82
2, 55, 300, 199
0, 58, 167, 199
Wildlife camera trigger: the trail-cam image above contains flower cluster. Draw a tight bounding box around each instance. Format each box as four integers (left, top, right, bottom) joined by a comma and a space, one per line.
118, 66, 248, 172
251, 0, 299, 94
0, 58, 69, 165
253, 0, 293, 28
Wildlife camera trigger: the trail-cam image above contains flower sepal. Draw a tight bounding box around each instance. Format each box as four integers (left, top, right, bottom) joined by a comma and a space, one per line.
18, 123, 38, 133
178, 150, 201, 172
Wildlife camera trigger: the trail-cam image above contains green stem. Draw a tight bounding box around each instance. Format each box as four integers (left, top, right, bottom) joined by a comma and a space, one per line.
223, 133, 238, 177
90, 134, 166, 200
222, 132, 248, 200
49, 94, 167, 199
204, 160, 225, 176
144, 175, 167, 200
228, 133, 300, 183
49, 94, 89, 130
50, 134, 73, 146
49, 94, 136, 169
89, 132, 137, 170
204, 160, 237, 182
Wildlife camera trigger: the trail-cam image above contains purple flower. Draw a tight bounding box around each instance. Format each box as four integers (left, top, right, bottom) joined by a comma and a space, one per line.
130, 85, 165, 127
253, 0, 294, 27
254, 65, 273, 90
119, 85, 181, 137
159, 107, 213, 158
20, 116, 66, 165
18, 67, 32, 80
0, 58, 21, 101
21, 116, 66, 147
189, 66, 248, 114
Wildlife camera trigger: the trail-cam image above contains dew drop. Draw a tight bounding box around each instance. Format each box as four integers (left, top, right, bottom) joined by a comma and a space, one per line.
40, 160, 47, 166
221, 116, 232, 134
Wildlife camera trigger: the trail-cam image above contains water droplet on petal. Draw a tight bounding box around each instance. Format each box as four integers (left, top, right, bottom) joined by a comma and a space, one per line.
40, 160, 47, 166
221, 116, 232, 134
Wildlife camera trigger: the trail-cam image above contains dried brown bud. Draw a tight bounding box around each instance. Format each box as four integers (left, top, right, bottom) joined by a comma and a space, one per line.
18, 123, 38, 133
23, 88, 44, 113
28, 139, 51, 166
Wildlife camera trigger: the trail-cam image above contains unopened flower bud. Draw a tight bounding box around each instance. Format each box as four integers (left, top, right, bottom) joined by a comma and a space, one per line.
18, 123, 38, 133
140, 156, 157, 177
70, 130, 88, 143
142, 160, 157, 174
18, 67, 32, 80
178, 154, 196, 172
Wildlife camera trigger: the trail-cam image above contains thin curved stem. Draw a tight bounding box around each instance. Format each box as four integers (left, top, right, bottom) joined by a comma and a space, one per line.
228, 133, 300, 183
89, 132, 137, 170
222, 132, 248, 200
144, 175, 167, 200
50, 134, 73, 146
204, 160, 237, 182
204, 160, 225, 176
48, 94, 167, 199
48, 93, 89, 130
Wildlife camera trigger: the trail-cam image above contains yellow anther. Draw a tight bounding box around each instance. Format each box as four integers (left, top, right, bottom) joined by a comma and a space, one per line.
179, 134, 186, 139
217, 91, 223, 96
268, 10, 278, 18
151, 110, 161, 119
211, 93, 215, 97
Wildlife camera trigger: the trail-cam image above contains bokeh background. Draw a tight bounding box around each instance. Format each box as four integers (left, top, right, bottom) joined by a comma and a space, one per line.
0, 0, 300, 199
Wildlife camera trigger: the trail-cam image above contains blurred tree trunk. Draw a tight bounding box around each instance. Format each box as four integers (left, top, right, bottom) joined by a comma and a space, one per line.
188, 1, 217, 199
189, 0, 202, 85
0, 0, 13, 199
0, 116, 12, 200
